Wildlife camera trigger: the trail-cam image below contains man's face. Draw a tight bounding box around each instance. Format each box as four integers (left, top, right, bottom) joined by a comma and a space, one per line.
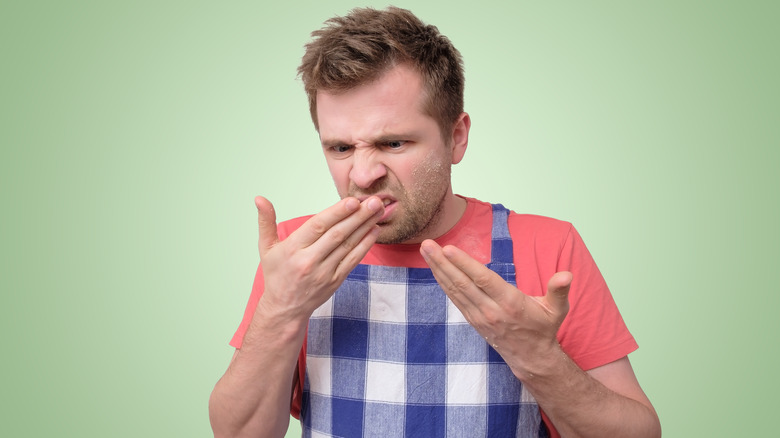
316, 64, 463, 244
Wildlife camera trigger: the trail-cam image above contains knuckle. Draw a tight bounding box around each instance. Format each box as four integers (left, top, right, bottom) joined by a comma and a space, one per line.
505, 306, 523, 321
328, 227, 347, 243
291, 254, 316, 277
340, 236, 358, 253
482, 309, 500, 326
309, 218, 328, 235
473, 275, 492, 290
451, 278, 472, 292
312, 271, 332, 288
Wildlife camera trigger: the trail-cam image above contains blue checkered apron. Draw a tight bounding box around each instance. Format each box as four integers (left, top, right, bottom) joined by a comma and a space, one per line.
302, 204, 548, 437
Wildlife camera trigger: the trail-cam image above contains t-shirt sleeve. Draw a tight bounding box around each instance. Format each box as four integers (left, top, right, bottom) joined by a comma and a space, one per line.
229, 263, 264, 349
510, 215, 637, 371
555, 225, 637, 370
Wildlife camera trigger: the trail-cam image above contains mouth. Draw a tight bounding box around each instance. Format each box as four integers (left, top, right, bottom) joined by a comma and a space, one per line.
353, 194, 396, 223
355, 195, 394, 206
378, 199, 396, 223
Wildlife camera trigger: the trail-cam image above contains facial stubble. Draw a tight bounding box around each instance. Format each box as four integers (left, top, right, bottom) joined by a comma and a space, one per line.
351, 154, 452, 245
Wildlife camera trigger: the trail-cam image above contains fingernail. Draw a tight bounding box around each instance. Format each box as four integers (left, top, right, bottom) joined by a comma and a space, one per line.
420, 240, 433, 257
366, 197, 382, 212
345, 198, 360, 211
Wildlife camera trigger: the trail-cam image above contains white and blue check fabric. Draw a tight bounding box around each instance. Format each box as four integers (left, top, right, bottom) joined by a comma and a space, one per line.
302, 204, 548, 437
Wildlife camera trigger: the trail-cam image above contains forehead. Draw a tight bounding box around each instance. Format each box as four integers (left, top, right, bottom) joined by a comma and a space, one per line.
315, 64, 435, 141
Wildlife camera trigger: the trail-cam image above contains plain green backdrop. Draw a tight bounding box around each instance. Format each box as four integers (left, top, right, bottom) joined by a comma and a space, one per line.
2, 1, 778, 436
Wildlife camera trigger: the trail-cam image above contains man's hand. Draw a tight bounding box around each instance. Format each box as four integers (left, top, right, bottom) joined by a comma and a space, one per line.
255, 195, 384, 321
420, 239, 572, 378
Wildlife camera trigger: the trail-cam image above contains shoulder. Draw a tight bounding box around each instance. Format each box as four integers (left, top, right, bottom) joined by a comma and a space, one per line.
462, 196, 575, 240
507, 211, 581, 264
507, 211, 574, 239
456, 196, 577, 245
462, 197, 572, 228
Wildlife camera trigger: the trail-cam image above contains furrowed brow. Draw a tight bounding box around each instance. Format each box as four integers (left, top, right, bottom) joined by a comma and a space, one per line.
321, 139, 352, 149
373, 133, 415, 144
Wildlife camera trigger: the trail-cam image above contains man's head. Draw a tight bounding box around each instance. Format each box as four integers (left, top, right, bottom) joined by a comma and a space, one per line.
298, 6, 464, 140
316, 62, 470, 244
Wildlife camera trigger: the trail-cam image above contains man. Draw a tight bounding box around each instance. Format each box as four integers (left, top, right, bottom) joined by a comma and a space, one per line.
209, 6, 660, 438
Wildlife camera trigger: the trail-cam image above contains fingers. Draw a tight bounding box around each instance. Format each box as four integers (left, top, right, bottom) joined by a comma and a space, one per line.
291, 197, 382, 249
297, 197, 384, 258
422, 240, 510, 299
441, 244, 508, 299
330, 224, 381, 277
544, 271, 572, 319
420, 240, 498, 309
319, 200, 383, 278
423, 239, 572, 360
258, 195, 383, 280
256, 196, 279, 258
423, 240, 572, 322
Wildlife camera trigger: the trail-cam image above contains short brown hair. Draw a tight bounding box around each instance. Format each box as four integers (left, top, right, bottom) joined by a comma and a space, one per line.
298, 6, 465, 138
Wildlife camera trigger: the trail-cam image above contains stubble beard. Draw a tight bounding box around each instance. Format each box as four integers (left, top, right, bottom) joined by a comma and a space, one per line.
377, 183, 447, 244
349, 158, 452, 245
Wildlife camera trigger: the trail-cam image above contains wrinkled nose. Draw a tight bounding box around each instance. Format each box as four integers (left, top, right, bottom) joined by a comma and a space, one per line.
349, 149, 387, 189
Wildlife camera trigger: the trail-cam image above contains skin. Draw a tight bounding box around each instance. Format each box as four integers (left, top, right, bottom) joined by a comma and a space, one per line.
420, 242, 661, 437
317, 63, 469, 245
209, 63, 661, 437
209, 196, 386, 438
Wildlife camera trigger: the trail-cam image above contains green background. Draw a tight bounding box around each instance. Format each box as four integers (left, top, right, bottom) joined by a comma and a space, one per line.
2, 1, 777, 436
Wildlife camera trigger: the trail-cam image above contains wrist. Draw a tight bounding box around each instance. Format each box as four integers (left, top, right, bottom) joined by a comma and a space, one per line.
239, 298, 310, 354
509, 341, 571, 382
256, 290, 314, 327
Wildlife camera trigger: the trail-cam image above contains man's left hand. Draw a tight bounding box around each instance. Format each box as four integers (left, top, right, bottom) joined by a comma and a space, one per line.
420, 239, 573, 378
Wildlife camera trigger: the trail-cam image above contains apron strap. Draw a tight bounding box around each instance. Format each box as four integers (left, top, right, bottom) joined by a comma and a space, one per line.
490, 203, 514, 265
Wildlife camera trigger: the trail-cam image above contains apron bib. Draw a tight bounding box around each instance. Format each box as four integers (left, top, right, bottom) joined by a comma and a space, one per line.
302, 204, 547, 437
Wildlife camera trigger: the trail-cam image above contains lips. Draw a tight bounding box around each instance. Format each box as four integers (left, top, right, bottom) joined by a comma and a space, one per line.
355, 195, 394, 206
378, 199, 396, 223
354, 195, 396, 222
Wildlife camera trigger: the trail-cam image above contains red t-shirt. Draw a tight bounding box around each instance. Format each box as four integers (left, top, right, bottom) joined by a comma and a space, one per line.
230, 197, 637, 437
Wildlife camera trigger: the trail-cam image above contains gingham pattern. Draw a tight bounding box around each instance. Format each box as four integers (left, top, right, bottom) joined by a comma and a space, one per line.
302, 204, 547, 437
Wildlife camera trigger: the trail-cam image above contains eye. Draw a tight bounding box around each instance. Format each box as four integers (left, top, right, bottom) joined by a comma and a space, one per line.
331, 144, 353, 154
383, 140, 406, 149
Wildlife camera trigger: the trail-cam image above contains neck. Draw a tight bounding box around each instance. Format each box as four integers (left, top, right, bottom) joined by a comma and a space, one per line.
405, 191, 466, 244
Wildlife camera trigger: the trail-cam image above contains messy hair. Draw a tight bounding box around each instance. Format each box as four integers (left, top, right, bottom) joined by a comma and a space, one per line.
298, 6, 465, 138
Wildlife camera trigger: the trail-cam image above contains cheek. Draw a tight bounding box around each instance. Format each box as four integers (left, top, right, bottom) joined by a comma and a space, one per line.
410, 152, 450, 186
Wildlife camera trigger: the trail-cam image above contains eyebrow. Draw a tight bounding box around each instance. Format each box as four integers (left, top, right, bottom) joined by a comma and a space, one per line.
320, 139, 351, 149
321, 133, 416, 148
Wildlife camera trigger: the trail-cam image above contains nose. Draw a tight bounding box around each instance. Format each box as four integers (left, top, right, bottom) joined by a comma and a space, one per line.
349, 148, 387, 189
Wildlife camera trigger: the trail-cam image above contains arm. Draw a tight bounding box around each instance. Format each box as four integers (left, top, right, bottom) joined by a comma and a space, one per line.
420, 241, 661, 438
209, 196, 384, 438
528, 345, 660, 437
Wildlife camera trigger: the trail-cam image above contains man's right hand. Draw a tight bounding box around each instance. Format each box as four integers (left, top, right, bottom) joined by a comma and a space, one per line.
254, 195, 384, 321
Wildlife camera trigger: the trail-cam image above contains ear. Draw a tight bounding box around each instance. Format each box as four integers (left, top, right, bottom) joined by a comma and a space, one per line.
450, 112, 470, 165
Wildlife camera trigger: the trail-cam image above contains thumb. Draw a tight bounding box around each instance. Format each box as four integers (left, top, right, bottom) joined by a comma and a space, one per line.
544, 271, 572, 320
255, 196, 279, 257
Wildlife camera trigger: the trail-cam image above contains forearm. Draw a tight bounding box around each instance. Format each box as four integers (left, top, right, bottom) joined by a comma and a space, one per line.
209, 312, 307, 438
210, 196, 383, 436
517, 349, 661, 438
